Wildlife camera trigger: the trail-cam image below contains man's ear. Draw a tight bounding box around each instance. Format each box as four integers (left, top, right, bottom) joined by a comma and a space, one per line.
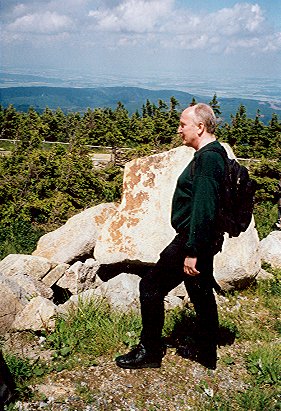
197, 122, 204, 134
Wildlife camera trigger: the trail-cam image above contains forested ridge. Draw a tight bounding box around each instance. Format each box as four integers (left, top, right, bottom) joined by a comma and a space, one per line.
1, 85, 278, 123
0, 96, 280, 260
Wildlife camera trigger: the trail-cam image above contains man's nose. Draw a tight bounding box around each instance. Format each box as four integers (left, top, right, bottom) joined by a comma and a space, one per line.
177, 125, 182, 133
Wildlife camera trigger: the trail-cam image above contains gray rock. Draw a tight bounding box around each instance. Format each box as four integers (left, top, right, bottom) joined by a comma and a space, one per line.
0, 275, 27, 334
59, 273, 141, 313
0, 267, 54, 333
0, 254, 53, 280
41, 263, 69, 287
2, 270, 53, 300
259, 230, 281, 268
91, 273, 141, 311
56, 258, 100, 294
164, 295, 185, 310
0, 253, 54, 331
12, 296, 57, 332
214, 221, 261, 290
32, 203, 118, 264
58, 273, 187, 315
168, 281, 187, 298
57, 288, 100, 316
256, 268, 274, 281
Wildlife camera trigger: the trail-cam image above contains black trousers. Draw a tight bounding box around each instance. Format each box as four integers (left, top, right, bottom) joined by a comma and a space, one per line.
139, 234, 219, 351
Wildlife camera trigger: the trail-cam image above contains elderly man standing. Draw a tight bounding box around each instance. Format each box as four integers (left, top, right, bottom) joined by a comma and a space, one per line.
116, 103, 226, 370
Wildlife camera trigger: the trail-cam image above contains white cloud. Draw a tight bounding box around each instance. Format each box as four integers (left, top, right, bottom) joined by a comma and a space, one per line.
206, 3, 264, 36
261, 32, 281, 52
7, 11, 72, 34
86, 1, 281, 56
89, 0, 173, 33
1, 0, 281, 56
161, 2, 281, 55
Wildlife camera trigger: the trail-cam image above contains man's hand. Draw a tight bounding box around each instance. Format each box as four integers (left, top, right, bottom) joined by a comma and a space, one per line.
184, 256, 200, 276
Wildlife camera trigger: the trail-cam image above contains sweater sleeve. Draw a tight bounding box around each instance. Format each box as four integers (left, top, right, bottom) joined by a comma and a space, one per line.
184, 151, 224, 256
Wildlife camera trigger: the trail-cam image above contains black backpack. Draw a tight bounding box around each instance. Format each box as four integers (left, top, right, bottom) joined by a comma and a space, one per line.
208, 146, 257, 238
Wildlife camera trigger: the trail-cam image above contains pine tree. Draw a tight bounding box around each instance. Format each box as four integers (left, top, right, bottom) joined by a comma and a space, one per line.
189, 97, 197, 106
209, 93, 221, 118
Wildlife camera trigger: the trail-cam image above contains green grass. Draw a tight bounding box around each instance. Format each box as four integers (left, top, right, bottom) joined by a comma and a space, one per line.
254, 202, 278, 239
3, 353, 47, 402
44, 297, 142, 360
246, 344, 281, 385
3, 267, 281, 409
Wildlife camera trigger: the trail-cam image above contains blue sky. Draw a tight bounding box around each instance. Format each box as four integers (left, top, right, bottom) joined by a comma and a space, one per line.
1, 0, 281, 82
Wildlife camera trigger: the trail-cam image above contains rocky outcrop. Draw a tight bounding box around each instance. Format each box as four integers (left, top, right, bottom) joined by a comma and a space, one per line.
58, 272, 185, 314
0, 254, 54, 300
0, 256, 54, 332
0, 255, 55, 333
0, 257, 100, 334
59, 273, 141, 314
259, 230, 281, 268
32, 203, 118, 264
0, 144, 268, 334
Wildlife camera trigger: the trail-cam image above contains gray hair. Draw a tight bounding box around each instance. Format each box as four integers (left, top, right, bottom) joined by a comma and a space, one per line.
193, 103, 217, 134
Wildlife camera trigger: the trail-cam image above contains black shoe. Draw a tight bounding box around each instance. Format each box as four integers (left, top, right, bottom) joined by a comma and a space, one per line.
115, 344, 163, 369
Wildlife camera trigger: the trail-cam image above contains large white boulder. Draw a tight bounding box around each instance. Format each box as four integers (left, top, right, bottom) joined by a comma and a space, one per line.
32, 203, 118, 264
214, 220, 261, 290
259, 230, 281, 268
94, 145, 261, 290
94, 146, 191, 264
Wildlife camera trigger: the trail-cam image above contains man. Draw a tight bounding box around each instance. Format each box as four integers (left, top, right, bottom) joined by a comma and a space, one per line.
115, 103, 225, 370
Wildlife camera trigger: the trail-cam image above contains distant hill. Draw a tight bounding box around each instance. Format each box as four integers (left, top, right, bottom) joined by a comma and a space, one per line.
0, 86, 280, 123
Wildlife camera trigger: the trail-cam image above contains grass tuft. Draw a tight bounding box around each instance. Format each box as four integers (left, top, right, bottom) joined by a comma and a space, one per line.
45, 297, 142, 360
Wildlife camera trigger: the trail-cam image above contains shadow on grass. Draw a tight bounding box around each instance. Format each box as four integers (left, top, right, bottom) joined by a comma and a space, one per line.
163, 308, 237, 369
163, 308, 236, 349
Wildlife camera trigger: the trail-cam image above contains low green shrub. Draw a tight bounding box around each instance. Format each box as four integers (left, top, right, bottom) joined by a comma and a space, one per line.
0, 220, 45, 260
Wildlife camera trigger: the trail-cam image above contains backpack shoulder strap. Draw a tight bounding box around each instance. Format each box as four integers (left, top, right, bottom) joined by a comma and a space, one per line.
202, 145, 229, 161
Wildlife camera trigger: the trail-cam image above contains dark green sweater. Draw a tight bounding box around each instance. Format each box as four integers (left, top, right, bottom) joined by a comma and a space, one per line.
171, 141, 225, 256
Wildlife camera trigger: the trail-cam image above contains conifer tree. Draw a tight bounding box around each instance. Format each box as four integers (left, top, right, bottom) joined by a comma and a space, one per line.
189, 97, 197, 106
209, 93, 221, 118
